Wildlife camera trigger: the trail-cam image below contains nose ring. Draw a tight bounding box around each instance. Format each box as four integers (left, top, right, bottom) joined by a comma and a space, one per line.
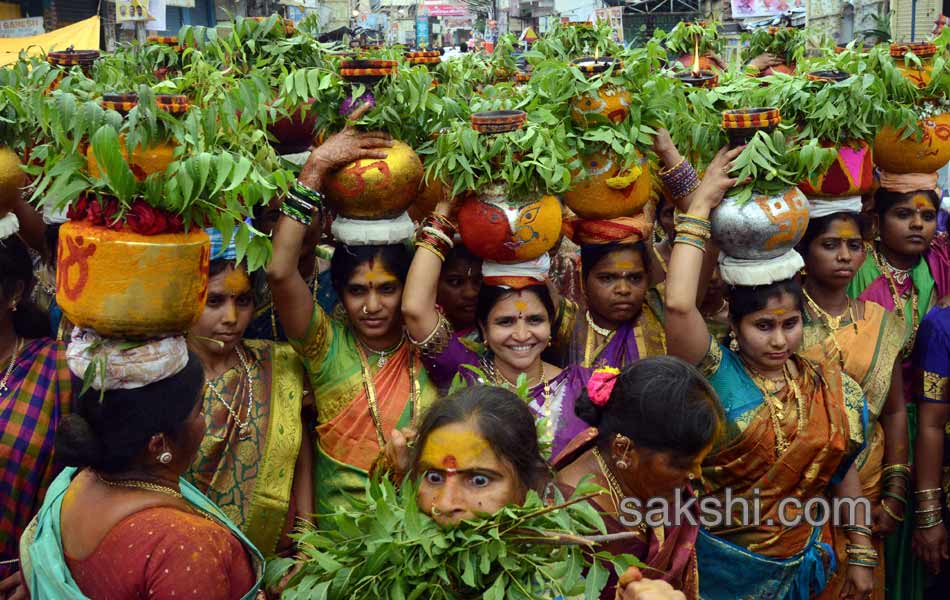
362, 305, 369, 315
431, 507, 441, 516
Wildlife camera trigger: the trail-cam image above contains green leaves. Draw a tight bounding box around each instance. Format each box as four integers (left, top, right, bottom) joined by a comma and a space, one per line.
90, 125, 138, 202
727, 129, 836, 203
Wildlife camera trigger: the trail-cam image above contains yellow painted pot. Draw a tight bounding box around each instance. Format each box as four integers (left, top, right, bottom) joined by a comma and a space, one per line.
56, 222, 210, 337
570, 85, 631, 128
891, 43, 937, 89
0, 147, 24, 218
873, 113, 950, 174
564, 150, 652, 219
324, 140, 423, 219
86, 135, 177, 181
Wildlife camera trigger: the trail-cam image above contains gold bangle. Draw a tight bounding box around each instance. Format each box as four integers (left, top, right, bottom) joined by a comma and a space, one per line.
415, 241, 445, 262
658, 157, 685, 177
674, 222, 712, 240
880, 499, 905, 523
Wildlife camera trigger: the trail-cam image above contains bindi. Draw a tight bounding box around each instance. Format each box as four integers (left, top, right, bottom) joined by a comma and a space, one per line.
221, 269, 251, 296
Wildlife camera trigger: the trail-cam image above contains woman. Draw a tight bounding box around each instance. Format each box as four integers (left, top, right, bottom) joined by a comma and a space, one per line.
0, 233, 71, 586
911, 305, 950, 594
267, 106, 437, 516
648, 192, 674, 285
664, 147, 874, 599
437, 244, 482, 345
395, 384, 686, 600
797, 205, 910, 599
554, 357, 724, 599
402, 198, 587, 459
19, 349, 263, 598
848, 187, 950, 600
184, 231, 313, 558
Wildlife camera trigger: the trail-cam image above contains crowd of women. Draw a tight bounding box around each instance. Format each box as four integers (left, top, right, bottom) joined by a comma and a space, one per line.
2, 63, 950, 600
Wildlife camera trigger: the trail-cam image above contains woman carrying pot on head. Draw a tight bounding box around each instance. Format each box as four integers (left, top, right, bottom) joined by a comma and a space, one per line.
796, 200, 910, 600
183, 228, 313, 559
402, 196, 588, 460
0, 227, 73, 595
437, 244, 483, 347
553, 356, 724, 599
267, 105, 438, 517
664, 147, 874, 600
381, 384, 688, 600
19, 344, 263, 599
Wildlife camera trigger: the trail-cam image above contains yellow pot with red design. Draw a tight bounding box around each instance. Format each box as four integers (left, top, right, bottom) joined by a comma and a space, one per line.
891, 42, 938, 89
569, 57, 629, 128
564, 149, 653, 220
873, 112, 950, 174
799, 140, 874, 197
0, 147, 25, 218
324, 140, 424, 219
457, 184, 562, 263
56, 220, 210, 337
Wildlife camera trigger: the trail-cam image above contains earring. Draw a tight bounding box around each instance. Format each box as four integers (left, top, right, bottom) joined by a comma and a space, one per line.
158, 450, 173, 464
728, 330, 740, 352
614, 435, 631, 470
799, 267, 807, 277
8, 303, 16, 313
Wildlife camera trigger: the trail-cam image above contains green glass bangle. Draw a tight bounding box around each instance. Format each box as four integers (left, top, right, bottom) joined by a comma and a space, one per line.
882, 490, 908, 505
280, 201, 312, 226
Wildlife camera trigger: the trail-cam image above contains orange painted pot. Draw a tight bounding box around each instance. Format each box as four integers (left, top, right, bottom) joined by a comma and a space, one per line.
570, 84, 631, 128
457, 185, 562, 263
799, 141, 874, 197
56, 222, 210, 337
891, 42, 938, 89
873, 113, 950, 174
324, 140, 423, 219
674, 53, 722, 72
761, 62, 796, 75
564, 150, 653, 219
86, 135, 176, 181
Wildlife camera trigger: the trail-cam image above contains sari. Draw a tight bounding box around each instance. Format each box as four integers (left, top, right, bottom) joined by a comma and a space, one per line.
801, 302, 907, 600
847, 236, 950, 600
19, 467, 264, 599
184, 340, 305, 557
422, 335, 589, 459
289, 306, 437, 517
549, 286, 666, 370
0, 339, 73, 578
552, 428, 699, 600
694, 338, 867, 600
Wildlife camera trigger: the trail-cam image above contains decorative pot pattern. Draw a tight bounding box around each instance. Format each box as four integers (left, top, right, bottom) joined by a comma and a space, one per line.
56, 222, 210, 337
268, 99, 318, 154
712, 187, 809, 260
86, 135, 177, 181
891, 42, 937, 88
458, 185, 562, 263
324, 140, 423, 219
799, 141, 874, 197
0, 147, 24, 218
722, 108, 781, 147
873, 113, 950, 174
564, 150, 652, 219
570, 85, 631, 128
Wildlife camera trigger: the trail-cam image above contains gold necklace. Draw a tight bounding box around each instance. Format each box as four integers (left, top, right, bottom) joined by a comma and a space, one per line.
205, 346, 255, 440
584, 311, 615, 367
487, 359, 554, 447
743, 361, 807, 457
96, 473, 183, 499
357, 334, 405, 368
802, 288, 857, 367
592, 447, 646, 534
0, 337, 22, 396
355, 338, 419, 448
870, 243, 913, 317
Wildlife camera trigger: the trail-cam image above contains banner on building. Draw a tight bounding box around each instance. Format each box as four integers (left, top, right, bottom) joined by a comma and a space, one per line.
119, 0, 167, 31
0, 16, 100, 66
416, 15, 429, 46
166, 0, 195, 7
0, 17, 43, 38
731, 0, 804, 18
593, 7, 623, 43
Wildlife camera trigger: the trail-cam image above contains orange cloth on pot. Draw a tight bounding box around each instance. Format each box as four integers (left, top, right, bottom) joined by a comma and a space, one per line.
878, 170, 940, 195
562, 214, 652, 246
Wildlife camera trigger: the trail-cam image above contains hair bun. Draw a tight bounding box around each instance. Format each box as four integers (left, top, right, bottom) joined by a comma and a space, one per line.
574, 387, 606, 426
56, 414, 105, 469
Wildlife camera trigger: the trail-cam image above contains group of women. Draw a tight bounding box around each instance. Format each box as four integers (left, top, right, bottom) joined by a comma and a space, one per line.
1, 108, 950, 600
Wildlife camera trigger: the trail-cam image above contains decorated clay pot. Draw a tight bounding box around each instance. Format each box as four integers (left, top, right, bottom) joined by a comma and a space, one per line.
891, 42, 938, 88
471, 110, 526, 134
457, 185, 562, 263
47, 49, 99, 75
564, 150, 652, 219
340, 59, 397, 85
873, 113, 950, 174
570, 85, 631, 128
0, 147, 24, 218
409, 178, 448, 222
674, 54, 722, 72
674, 70, 718, 88
712, 187, 809, 260
56, 221, 210, 337
268, 99, 318, 154
324, 140, 423, 219
807, 70, 850, 83
86, 136, 177, 181
722, 108, 781, 147
799, 141, 874, 197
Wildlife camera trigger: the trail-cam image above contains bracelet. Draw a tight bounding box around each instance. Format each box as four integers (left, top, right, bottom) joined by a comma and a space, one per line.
661, 160, 701, 201
422, 225, 455, 248
674, 222, 712, 241
280, 198, 313, 226
406, 311, 454, 357
881, 489, 907, 505
415, 240, 445, 262
658, 157, 685, 177
415, 228, 453, 259
674, 233, 706, 251
848, 559, 879, 568
843, 525, 873, 537
882, 464, 911, 476
291, 180, 325, 208
674, 212, 712, 228
915, 488, 943, 501
880, 499, 905, 523
421, 214, 458, 238
916, 513, 944, 529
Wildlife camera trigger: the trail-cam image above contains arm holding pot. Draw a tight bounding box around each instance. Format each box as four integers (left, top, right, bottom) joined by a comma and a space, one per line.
402, 197, 456, 343
664, 146, 741, 366
267, 103, 393, 340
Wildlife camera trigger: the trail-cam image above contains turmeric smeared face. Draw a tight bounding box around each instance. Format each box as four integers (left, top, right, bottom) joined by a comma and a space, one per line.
585, 247, 647, 327
880, 193, 937, 258
804, 215, 865, 287
341, 257, 404, 343
416, 421, 522, 526
189, 262, 255, 358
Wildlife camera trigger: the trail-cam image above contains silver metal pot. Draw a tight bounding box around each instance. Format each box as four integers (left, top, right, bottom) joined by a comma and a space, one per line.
711, 187, 810, 260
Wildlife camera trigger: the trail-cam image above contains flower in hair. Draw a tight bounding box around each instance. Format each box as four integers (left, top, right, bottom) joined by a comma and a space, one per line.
587, 367, 620, 407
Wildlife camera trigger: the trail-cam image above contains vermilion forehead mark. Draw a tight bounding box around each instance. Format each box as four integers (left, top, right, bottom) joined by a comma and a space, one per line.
514, 300, 528, 312
443, 455, 457, 468
912, 195, 934, 210
770, 308, 787, 316
833, 223, 860, 239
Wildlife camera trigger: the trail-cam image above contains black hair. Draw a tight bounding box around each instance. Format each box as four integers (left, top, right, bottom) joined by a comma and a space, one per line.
727, 278, 804, 323
443, 244, 481, 273
329, 243, 411, 297
55, 353, 205, 474
475, 284, 556, 328
0, 234, 51, 339
411, 385, 550, 493
874, 188, 939, 217
580, 241, 649, 279
796, 212, 865, 259
576, 356, 723, 457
